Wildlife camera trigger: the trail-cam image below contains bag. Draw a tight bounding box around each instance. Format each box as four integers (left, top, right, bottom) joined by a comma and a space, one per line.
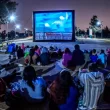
0, 78, 7, 99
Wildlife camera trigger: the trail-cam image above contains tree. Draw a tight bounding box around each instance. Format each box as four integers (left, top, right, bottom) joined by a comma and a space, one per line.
0, 0, 18, 29
89, 15, 101, 34
103, 26, 110, 38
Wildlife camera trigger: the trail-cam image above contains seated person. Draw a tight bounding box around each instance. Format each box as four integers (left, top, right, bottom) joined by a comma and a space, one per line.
57, 49, 63, 58
34, 45, 41, 56
17, 46, 24, 59
84, 50, 90, 63
90, 49, 98, 63
26, 48, 35, 65
24, 46, 31, 58
78, 63, 104, 110
62, 48, 72, 67
98, 50, 106, 65
7, 66, 46, 105
47, 70, 78, 110
21, 43, 25, 51
41, 47, 49, 54
71, 45, 85, 66
40, 47, 50, 65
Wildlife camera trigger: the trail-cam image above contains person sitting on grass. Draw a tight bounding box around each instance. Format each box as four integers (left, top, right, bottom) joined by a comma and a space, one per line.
90, 49, 98, 63
47, 70, 78, 110
5, 66, 46, 106
40, 47, 50, 65
17, 46, 24, 59
78, 63, 104, 110
62, 48, 72, 67
98, 49, 106, 65
34, 45, 41, 56
72, 45, 85, 66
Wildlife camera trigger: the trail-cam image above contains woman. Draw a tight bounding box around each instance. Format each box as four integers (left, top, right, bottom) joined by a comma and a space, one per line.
62, 48, 72, 67
9, 66, 46, 104
32, 45, 41, 65
47, 70, 78, 110
34, 45, 41, 56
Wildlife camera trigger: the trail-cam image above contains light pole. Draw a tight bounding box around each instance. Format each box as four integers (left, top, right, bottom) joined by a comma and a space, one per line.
97, 21, 103, 38
24, 28, 28, 37
15, 24, 20, 39
6, 15, 16, 44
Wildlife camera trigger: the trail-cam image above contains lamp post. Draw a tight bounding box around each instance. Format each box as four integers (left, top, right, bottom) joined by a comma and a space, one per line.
97, 21, 103, 38
6, 15, 16, 44
24, 28, 28, 37
15, 24, 20, 39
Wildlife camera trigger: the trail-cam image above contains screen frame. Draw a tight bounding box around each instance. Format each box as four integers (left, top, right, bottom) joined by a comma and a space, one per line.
33, 10, 75, 42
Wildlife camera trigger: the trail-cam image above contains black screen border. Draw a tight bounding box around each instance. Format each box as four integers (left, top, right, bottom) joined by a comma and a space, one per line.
33, 10, 75, 42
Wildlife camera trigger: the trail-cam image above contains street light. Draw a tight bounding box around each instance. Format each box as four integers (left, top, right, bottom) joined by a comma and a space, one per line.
97, 21, 101, 26
6, 15, 16, 44
15, 24, 21, 38
9, 15, 16, 22
97, 21, 103, 38
24, 28, 28, 37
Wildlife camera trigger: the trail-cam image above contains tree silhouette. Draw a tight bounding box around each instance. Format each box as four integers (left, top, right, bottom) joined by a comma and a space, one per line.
89, 15, 101, 34
0, 0, 18, 29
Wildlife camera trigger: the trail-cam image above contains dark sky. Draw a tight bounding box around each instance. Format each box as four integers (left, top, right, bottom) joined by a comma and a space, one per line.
2, 0, 110, 31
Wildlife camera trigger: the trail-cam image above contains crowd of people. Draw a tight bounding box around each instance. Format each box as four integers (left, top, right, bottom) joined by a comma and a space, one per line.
0, 43, 110, 110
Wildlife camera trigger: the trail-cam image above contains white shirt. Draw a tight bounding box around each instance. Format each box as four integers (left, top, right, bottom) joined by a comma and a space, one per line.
12, 77, 46, 99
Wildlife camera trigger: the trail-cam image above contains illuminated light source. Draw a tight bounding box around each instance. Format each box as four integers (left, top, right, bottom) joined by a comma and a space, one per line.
59, 16, 65, 20
24, 28, 28, 31
97, 21, 101, 26
15, 24, 20, 29
45, 23, 50, 27
9, 15, 16, 22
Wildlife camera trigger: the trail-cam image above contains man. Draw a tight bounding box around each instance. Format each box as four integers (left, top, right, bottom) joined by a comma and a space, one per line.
72, 44, 85, 66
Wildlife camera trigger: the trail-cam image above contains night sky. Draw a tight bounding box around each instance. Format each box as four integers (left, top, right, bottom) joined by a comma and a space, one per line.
2, 0, 110, 32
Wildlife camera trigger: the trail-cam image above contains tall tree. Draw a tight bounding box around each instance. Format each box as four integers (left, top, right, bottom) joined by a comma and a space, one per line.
89, 15, 101, 33
0, 0, 18, 29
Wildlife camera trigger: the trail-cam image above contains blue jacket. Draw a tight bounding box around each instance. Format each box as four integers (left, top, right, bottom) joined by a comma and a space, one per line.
59, 86, 78, 110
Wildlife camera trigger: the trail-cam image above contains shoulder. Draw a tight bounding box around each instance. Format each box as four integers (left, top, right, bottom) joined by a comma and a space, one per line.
35, 77, 46, 86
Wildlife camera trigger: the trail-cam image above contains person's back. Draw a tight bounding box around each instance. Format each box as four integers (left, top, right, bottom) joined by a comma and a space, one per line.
17, 47, 24, 59
11, 66, 46, 103
90, 54, 98, 63
40, 53, 50, 65
79, 64, 104, 109
62, 51, 72, 67
21, 43, 25, 51
90, 49, 98, 63
18, 77, 46, 101
59, 86, 78, 110
48, 70, 78, 110
98, 50, 106, 64
72, 45, 85, 66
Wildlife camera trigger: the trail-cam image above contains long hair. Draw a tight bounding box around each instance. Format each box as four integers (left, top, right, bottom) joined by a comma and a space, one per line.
64, 48, 71, 54
23, 66, 36, 91
54, 70, 74, 104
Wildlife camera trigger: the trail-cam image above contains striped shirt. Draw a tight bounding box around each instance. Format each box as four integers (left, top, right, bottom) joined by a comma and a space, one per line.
79, 71, 104, 109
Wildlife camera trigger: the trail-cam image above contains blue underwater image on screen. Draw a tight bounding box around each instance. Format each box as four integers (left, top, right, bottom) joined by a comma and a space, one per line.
35, 12, 72, 33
